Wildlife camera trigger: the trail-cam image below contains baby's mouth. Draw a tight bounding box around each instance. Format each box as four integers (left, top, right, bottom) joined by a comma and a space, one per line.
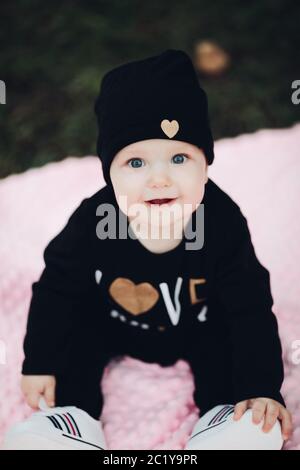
145, 198, 177, 206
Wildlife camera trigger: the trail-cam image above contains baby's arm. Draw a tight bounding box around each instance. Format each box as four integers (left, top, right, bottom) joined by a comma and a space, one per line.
214, 205, 291, 433
21, 198, 92, 407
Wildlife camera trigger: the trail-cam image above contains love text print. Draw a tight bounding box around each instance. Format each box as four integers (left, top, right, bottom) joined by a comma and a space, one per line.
159, 277, 183, 325
95, 270, 207, 327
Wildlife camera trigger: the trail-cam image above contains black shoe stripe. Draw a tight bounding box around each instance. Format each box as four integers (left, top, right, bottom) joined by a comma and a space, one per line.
222, 408, 235, 421
52, 415, 64, 430
208, 405, 235, 426
55, 414, 71, 434
46, 416, 56, 429
66, 412, 82, 438
208, 406, 229, 426
62, 433, 105, 450
46, 416, 63, 431
188, 418, 230, 441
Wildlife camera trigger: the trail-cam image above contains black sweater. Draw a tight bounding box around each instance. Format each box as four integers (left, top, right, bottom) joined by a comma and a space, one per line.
22, 179, 285, 407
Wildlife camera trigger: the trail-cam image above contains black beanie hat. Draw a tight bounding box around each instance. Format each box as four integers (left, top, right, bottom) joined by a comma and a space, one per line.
94, 49, 214, 187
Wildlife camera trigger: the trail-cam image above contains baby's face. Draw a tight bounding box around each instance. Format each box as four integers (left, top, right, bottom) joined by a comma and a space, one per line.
109, 139, 208, 228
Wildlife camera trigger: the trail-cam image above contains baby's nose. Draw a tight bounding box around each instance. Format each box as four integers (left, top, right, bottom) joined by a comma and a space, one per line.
147, 164, 172, 187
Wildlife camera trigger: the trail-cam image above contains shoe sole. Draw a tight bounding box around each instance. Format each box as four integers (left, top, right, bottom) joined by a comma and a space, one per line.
1, 432, 106, 450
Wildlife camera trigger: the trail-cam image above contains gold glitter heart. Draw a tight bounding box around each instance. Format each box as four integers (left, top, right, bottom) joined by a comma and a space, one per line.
160, 119, 179, 138
109, 278, 159, 315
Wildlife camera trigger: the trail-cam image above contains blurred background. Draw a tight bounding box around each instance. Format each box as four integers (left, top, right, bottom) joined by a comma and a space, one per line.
0, 0, 299, 178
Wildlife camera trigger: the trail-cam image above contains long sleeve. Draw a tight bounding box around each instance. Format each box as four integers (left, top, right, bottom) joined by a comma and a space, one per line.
214, 206, 285, 407
22, 198, 93, 376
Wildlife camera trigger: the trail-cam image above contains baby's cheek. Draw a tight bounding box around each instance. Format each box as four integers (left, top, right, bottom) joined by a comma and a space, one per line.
183, 189, 205, 213
116, 194, 138, 217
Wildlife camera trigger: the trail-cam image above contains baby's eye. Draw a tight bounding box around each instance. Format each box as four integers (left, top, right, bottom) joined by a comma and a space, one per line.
127, 158, 144, 168
172, 154, 188, 164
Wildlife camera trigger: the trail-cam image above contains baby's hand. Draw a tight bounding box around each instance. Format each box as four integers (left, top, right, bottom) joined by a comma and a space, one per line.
21, 375, 56, 410
233, 397, 293, 441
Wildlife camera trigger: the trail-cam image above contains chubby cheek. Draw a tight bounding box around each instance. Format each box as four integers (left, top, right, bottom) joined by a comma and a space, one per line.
180, 181, 206, 214
115, 185, 144, 217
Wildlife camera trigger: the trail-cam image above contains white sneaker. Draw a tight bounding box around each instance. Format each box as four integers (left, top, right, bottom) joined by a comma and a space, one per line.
2, 398, 107, 450
184, 404, 283, 450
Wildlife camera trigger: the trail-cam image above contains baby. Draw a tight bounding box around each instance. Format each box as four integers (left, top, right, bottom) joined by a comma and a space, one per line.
3, 50, 292, 450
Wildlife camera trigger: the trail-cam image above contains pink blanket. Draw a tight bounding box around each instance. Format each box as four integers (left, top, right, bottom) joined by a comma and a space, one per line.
1, 124, 300, 450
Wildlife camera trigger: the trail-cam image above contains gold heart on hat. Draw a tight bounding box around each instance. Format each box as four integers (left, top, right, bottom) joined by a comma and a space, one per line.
160, 119, 179, 138
109, 277, 159, 315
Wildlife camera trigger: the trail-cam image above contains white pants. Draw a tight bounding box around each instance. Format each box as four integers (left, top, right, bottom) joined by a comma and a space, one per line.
184, 404, 283, 450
